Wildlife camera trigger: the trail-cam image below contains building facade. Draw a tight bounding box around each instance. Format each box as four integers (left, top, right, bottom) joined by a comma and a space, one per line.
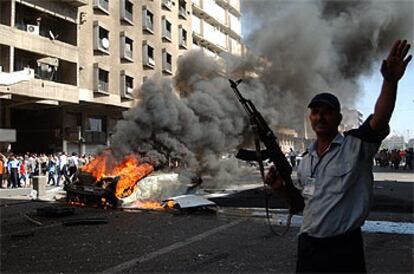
0, 0, 242, 154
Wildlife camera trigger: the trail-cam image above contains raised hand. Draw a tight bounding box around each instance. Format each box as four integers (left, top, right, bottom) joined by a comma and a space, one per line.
381, 40, 412, 82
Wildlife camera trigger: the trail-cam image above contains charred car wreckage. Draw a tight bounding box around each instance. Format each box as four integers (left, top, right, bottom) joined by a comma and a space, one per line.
63, 151, 213, 212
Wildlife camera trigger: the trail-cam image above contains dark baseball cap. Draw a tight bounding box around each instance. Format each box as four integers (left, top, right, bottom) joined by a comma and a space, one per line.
308, 92, 341, 112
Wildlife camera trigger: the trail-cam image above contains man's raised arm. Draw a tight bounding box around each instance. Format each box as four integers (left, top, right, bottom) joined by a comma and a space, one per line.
370, 40, 412, 132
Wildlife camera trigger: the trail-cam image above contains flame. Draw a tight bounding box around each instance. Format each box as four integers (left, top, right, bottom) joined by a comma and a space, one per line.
81, 152, 154, 199
129, 200, 176, 210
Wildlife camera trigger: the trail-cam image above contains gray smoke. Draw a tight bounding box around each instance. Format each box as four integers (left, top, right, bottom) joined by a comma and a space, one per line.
110, 0, 413, 185
242, 0, 413, 128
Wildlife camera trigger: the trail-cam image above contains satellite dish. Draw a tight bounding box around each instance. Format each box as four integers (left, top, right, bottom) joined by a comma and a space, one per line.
101, 38, 109, 49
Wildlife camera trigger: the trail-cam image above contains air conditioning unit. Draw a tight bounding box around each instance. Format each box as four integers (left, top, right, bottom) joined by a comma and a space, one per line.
27, 24, 39, 35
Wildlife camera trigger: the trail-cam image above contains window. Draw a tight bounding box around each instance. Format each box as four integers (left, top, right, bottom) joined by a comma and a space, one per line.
93, 0, 110, 14
162, 50, 172, 74
142, 7, 154, 33
121, 70, 134, 99
161, 0, 173, 10
120, 33, 133, 61
121, 0, 133, 24
178, 25, 187, 48
178, 0, 187, 19
85, 116, 107, 144
162, 17, 172, 41
94, 64, 109, 94
93, 23, 110, 54
86, 118, 103, 132
142, 43, 155, 68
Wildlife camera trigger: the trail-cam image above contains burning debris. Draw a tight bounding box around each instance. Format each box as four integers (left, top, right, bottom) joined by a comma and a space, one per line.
65, 150, 207, 211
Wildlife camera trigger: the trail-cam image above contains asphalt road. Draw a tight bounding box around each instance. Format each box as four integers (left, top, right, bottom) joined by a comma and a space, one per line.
0, 169, 413, 273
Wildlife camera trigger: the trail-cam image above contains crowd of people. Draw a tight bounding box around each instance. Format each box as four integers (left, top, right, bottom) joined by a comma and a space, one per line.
374, 148, 414, 170
0, 152, 94, 189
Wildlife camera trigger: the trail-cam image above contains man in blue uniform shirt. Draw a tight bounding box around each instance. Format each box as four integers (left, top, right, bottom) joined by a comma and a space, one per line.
267, 40, 411, 272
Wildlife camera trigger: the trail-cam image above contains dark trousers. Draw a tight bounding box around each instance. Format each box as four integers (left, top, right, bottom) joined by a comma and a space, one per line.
297, 228, 366, 273
10, 168, 20, 188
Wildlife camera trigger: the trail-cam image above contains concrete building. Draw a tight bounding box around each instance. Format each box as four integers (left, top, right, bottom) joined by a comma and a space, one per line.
0, 0, 242, 155
191, 0, 242, 58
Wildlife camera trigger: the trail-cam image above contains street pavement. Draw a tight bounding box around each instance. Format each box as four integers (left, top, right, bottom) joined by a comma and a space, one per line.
0, 169, 413, 273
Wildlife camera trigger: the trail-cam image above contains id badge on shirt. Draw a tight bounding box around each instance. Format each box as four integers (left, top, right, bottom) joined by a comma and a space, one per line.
303, 176, 316, 197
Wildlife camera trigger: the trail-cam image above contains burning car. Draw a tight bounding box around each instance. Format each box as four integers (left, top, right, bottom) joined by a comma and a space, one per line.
64, 151, 204, 210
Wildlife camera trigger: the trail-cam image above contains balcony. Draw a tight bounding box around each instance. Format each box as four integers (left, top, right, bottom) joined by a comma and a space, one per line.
94, 0, 110, 14
98, 80, 109, 92
162, 29, 172, 41
121, 0, 134, 25
142, 10, 154, 33
124, 48, 132, 60
66, 0, 88, 7
84, 131, 107, 144
93, 24, 110, 54
179, 7, 187, 19
162, 0, 173, 10
120, 35, 133, 62
121, 73, 134, 100
124, 9, 133, 22
14, 2, 78, 46
163, 61, 172, 74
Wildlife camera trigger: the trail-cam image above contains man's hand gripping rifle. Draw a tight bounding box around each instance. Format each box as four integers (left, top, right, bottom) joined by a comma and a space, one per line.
229, 79, 304, 215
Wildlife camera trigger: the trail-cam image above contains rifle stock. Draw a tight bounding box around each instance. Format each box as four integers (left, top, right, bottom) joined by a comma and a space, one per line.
230, 79, 304, 214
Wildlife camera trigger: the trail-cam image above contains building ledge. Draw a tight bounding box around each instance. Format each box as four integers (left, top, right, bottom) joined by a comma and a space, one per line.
66, 0, 89, 7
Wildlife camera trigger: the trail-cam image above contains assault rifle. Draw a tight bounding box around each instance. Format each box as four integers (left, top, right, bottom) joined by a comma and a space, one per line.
229, 79, 304, 215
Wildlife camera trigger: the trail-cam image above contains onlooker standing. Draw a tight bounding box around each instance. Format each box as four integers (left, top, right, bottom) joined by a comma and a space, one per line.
19, 157, 27, 187
405, 148, 413, 170
38, 153, 48, 175
67, 152, 79, 181
57, 152, 67, 186
390, 149, 401, 169
7, 154, 20, 188
0, 154, 4, 188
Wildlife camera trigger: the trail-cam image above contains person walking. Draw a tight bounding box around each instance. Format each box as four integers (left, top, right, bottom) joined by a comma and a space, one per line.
57, 152, 67, 186
266, 40, 411, 273
67, 152, 79, 183
46, 155, 57, 186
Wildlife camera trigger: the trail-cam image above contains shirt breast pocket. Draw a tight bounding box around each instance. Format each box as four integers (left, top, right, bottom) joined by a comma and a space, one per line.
324, 163, 353, 193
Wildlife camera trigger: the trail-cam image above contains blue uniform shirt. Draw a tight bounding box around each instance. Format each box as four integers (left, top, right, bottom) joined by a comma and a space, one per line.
296, 115, 389, 237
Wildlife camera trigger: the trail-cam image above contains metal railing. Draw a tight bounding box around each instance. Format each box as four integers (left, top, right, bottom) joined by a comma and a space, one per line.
179, 7, 186, 18
124, 9, 133, 22
98, 80, 109, 92
84, 131, 107, 144
124, 48, 133, 59
163, 30, 172, 39
98, 0, 109, 11
163, 62, 172, 72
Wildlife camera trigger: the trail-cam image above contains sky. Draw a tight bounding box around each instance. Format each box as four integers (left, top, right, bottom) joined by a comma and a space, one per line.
358, 63, 414, 140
